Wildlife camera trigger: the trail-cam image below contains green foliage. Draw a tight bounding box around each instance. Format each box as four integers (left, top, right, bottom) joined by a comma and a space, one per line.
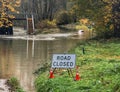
7, 77, 25, 92
76, 25, 89, 31
55, 11, 73, 25
69, 0, 120, 38
35, 76, 72, 92
96, 29, 114, 39
34, 63, 50, 75
35, 38, 120, 92
36, 19, 56, 29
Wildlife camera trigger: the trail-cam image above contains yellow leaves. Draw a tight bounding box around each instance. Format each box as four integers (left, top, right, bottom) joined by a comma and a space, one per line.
69, 9, 75, 15
1, 12, 7, 17
103, 13, 112, 25
0, 0, 21, 27
7, 5, 16, 12
105, 5, 112, 12
110, 24, 114, 30
47, 19, 56, 26
8, 15, 15, 19
72, 5, 78, 10
15, 0, 21, 6
0, 17, 13, 27
0, 21, 4, 27
104, 17, 110, 24
79, 18, 89, 25
0, 0, 21, 13
76, 25, 89, 31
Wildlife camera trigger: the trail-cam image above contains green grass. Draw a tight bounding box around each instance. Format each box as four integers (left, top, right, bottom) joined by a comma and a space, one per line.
35, 38, 120, 92
7, 77, 25, 92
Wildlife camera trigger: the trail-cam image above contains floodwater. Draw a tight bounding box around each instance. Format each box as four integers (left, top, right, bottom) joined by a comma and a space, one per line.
0, 28, 90, 92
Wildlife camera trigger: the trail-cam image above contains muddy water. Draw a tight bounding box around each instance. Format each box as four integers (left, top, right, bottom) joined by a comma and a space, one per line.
0, 31, 90, 92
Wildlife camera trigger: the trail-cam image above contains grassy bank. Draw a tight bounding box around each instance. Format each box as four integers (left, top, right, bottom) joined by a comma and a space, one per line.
7, 77, 25, 92
35, 38, 120, 92
35, 23, 77, 34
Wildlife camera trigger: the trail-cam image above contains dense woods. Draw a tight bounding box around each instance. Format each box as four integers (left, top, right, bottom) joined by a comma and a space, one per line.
112, 0, 120, 37
69, 0, 120, 38
0, 0, 21, 34
0, 0, 120, 37
0, 0, 21, 26
20, 0, 67, 22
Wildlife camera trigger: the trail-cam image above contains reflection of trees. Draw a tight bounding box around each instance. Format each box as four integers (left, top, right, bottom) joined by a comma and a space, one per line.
0, 39, 79, 91
0, 40, 14, 78
11, 40, 37, 91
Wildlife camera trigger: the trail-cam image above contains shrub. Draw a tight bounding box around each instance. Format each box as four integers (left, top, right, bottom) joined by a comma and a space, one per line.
35, 75, 76, 92
55, 11, 72, 25
7, 77, 25, 92
76, 25, 89, 31
36, 19, 56, 29
96, 28, 114, 39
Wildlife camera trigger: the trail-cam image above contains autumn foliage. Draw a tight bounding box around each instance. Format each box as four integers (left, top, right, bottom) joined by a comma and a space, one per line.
0, 0, 21, 27
70, 0, 120, 38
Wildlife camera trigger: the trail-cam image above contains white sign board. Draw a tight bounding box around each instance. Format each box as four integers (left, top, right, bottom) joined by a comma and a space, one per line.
51, 54, 76, 68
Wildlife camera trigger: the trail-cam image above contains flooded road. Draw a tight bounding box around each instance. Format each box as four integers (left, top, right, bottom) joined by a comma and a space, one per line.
0, 28, 90, 92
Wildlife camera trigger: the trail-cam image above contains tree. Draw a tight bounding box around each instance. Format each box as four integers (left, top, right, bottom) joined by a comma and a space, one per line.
0, 0, 20, 34
69, 0, 120, 38
0, 0, 21, 26
112, 0, 120, 37
20, 0, 67, 22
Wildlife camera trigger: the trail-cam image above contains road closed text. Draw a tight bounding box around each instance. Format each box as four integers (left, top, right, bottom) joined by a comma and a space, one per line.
52, 54, 76, 68
52, 61, 73, 67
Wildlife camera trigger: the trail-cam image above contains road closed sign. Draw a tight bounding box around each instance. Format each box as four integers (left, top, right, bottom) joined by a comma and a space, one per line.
51, 54, 76, 68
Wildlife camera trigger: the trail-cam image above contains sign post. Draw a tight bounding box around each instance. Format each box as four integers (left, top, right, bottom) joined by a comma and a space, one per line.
51, 54, 76, 79
52, 54, 76, 68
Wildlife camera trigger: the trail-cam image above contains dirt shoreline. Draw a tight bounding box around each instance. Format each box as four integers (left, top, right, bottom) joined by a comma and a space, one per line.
0, 79, 10, 92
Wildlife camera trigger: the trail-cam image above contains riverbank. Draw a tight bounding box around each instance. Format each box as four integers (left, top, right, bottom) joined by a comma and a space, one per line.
35, 23, 77, 34
0, 79, 9, 92
34, 38, 120, 92
0, 78, 25, 92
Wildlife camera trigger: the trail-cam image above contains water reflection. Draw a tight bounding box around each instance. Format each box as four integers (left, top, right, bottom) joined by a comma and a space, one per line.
0, 37, 80, 92
0, 40, 14, 78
